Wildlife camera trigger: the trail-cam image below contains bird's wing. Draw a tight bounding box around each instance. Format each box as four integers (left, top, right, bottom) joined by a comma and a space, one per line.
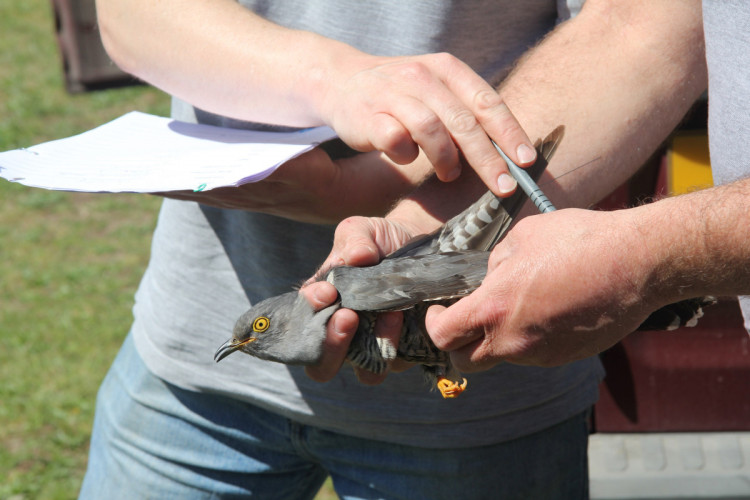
328, 251, 490, 311
390, 126, 564, 258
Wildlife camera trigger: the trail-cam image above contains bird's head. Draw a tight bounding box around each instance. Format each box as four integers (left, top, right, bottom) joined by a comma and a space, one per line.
214, 291, 340, 366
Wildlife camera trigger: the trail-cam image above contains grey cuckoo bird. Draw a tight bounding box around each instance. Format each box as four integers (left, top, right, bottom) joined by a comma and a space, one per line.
215, 127, 715, 398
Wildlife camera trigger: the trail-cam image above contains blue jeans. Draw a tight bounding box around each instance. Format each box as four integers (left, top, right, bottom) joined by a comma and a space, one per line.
79, 334, 590, 500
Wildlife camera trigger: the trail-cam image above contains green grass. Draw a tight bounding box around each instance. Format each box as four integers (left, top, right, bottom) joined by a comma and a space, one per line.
0, 1, 336, 498
0, 185, 163, 499
1, 2, 169, 496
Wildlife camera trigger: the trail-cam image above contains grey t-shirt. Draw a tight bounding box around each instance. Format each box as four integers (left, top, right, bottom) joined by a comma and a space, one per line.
703, 0, 750, 331
131, 0, 604, 448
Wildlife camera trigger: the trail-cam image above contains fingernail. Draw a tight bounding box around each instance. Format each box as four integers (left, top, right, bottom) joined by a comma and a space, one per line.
331, 314, 347, 337
497, 173, 517, 195
312, 285, 327, 303
328, 252, 345, 267
516, 143, 536, 165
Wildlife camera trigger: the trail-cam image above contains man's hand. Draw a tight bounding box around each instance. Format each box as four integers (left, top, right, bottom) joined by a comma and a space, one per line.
425, 208, 663, 370
318, 52, 536, 196
302, 216, 426, 383
159, 147, 430, 224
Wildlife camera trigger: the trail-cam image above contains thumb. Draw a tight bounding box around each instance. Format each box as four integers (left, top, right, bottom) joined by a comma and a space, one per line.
425, 297, 485, 352
427, 293, 509, 373
299, 281, 339, 311
306, 217, 380, 285
332, 216, 383, 266
305, 308, 358, 383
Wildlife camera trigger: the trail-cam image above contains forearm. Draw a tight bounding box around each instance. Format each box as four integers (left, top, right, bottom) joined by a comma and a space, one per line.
96, 0, 354, 126
501, 0, 706, 208
635, 177, 750, 305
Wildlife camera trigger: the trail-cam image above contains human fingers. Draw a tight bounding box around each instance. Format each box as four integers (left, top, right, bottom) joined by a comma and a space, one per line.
305, 308, 359, 383
426, 298, 505, 373
425, 300, 486, 354
325, 54, 536, 195
303, 217, 382, 286
299, 280, 340, 309
423, 238, 507, 353
331, 217, 384, 266
366, 112, 421, 165
366, 54, 537, 194
327, 215, 418, 269
433, 55, 537, 194
325, 56, 459, 176
157, 148, 339, 220
358, 57, 502, 186
368, 93, 460, 180
298, 278, 355, 383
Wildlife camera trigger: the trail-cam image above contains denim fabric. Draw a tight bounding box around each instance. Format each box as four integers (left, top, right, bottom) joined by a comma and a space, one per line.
80, 334, 590, 500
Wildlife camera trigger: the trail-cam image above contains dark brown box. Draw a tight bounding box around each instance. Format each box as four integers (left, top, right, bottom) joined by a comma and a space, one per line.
51, 0, 137, 92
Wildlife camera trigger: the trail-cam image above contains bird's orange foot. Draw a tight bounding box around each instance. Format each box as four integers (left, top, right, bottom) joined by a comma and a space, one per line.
437, 377, 468, 398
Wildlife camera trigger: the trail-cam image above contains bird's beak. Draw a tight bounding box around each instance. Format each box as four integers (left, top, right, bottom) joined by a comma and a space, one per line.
214, 337, 257, 362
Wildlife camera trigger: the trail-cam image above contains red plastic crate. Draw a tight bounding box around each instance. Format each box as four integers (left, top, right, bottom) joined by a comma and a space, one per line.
593, 139, 750, 432
595, 298, 750, 432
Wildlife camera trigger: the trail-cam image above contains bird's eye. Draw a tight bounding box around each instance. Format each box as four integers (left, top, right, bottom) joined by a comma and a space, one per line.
252, 316, 270, 333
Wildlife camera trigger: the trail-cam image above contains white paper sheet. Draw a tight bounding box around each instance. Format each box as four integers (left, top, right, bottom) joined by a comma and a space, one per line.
0, 111, 338, 193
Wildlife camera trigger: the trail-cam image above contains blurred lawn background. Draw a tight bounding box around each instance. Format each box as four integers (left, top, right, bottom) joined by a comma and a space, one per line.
0, 1, 336, 498
1, 1, 169, 498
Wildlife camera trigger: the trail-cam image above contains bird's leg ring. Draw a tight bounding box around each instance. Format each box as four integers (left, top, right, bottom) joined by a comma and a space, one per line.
436, 377, 468, 398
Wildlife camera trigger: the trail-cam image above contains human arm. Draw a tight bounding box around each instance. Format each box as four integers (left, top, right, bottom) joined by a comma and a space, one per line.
426, 177, 750, 369
422, 0, 717, 368
95, 0, 536, 194
302, 0, 709, 378
306, 0, 708, 243
157, 147, 431, 225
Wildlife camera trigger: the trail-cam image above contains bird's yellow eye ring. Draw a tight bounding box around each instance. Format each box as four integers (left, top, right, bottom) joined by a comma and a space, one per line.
252, 316, 270, 333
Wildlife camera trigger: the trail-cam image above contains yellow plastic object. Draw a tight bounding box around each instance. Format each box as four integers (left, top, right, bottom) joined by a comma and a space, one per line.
667, 132, 713, 195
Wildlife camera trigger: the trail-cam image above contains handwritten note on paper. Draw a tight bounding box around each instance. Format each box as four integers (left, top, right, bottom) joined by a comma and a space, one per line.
0, 112, 338, 193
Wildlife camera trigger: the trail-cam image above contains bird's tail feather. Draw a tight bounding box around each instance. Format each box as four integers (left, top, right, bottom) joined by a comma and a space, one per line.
391, 126, 564, 257
638, 296, 717, 331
